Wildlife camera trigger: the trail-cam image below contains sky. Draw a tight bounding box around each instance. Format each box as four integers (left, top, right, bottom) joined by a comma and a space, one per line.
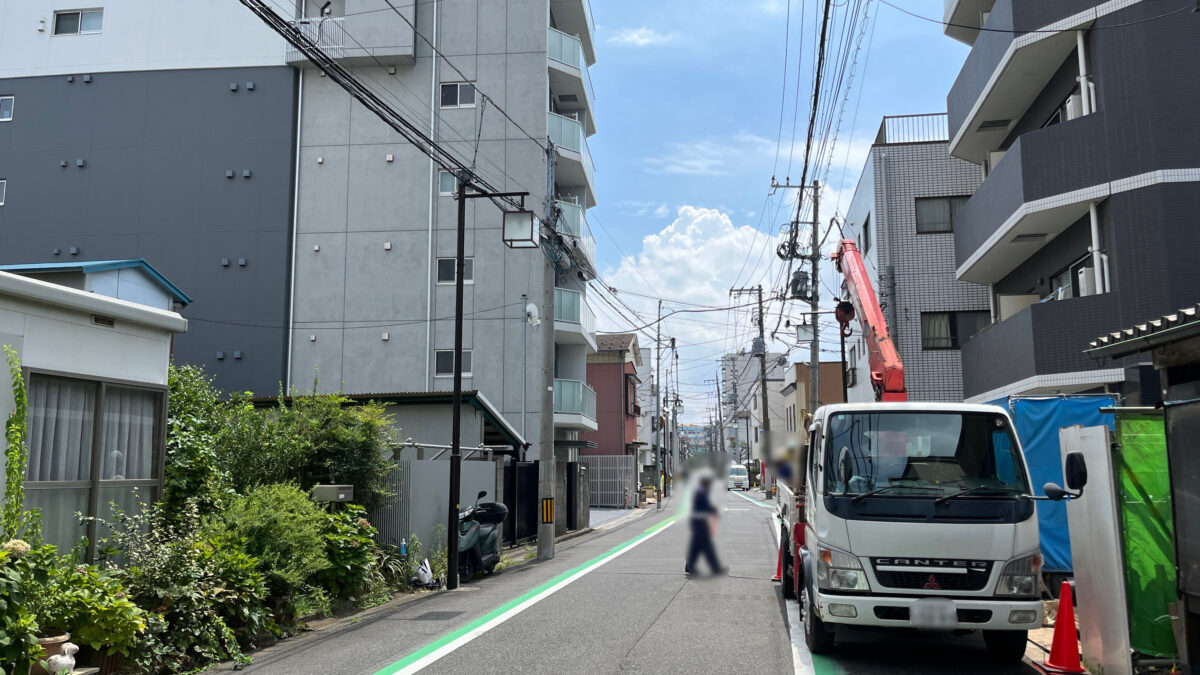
582, 0, 972, 423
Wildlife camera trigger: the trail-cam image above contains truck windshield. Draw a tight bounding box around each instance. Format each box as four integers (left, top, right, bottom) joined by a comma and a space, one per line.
823, 411, 1029, 497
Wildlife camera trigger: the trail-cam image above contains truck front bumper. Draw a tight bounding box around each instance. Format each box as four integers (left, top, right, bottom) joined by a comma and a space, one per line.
814, 591, 1042, 631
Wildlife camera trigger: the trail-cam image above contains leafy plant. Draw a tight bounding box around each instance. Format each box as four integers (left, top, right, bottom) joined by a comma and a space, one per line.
315, 505, 377, 599
430, 525, 448, 585
2, 346, 35, 542
162, 364, 230, 521
215, 484, 330, 598
0, 544, 42, 675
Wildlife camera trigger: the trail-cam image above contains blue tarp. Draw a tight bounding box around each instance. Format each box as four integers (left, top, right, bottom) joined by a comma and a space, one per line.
987, 395, 1116, 573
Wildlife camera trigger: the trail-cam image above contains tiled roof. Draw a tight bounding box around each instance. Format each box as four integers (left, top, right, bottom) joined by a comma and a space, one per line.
1087, 303, 1200, 359
596, 332, 636, 353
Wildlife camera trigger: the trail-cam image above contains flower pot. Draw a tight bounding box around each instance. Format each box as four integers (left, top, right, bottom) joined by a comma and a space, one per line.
31, 632, 70, 675
78, 645, 126, 675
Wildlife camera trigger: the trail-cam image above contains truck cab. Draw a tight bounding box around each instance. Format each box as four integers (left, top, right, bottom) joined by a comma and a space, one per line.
789, 402, 1042, 661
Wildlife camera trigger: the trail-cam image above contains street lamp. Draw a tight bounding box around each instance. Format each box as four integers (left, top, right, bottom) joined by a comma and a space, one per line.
446, 175, 531, 591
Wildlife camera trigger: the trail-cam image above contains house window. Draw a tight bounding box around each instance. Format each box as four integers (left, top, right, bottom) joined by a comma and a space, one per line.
915, 196, 970, 234
23, 372, 165, 555
0, 180, 6, 206
861, 215, 871, 253
921, 311, 990, 349
435, 349, 472, 377
54, 9, 104, 35
0, 97, 13, 122
438, 170, 458, 196
436, 257, 473, 284
440, 83, 476, 109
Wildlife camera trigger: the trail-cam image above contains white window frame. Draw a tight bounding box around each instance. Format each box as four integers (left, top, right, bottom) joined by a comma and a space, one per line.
439, 82, 476, 109
53, 9, 104, 36
0, 179, 6, 207
434, 349, 473, 377
436, 257, 473, 285
0, 96, 13, 122
437, 170, 458, 196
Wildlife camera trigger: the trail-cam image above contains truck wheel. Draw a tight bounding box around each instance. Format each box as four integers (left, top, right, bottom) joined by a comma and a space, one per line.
781, 536, 796, 600
982, 629, 1027, 663
801, 588, 836, 654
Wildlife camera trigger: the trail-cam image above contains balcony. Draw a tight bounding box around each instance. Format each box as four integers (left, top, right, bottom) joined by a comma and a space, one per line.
554, 378, 598, 431
961, 293, 1123, 401
554, 287, 598, 352
549, 0, 595, 64
548, 111, 597, 208
548, 27, 596, 136
286, 0, 415, 68
943, 0, 997, 45
555, 200, 597, 278
954, 113, 1110, 284
946, 0, 1100, 163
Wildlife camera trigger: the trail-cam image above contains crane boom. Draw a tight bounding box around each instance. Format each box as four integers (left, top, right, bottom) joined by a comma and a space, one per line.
831, 239, 907, 402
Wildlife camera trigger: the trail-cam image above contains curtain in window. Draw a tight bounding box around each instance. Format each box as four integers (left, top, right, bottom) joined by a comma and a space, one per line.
26, 377, 97, 481
100, 386, 158, 480
916, 199, 953, 233
922, 313, 952, 349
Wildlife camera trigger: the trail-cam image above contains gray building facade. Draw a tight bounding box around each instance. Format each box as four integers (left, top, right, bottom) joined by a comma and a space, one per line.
719, 350, 785, 463
943, 0, 1200, 402
841, 114, 988, 403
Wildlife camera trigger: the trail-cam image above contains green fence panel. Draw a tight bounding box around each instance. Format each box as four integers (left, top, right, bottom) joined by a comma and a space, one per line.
1115, 414, 1178, 658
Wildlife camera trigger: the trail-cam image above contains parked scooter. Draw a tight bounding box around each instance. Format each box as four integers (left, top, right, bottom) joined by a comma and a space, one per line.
457, 490, 508, 582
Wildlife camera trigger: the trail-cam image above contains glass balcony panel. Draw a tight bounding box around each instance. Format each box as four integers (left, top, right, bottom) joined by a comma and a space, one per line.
554, 379, 597, 420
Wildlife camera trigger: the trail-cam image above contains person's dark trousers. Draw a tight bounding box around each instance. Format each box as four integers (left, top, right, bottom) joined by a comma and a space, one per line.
685, 518, 721, 574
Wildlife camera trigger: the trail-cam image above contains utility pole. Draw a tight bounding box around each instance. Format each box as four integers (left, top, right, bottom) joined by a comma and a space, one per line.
714, 372, 727, 458
731, 285, 771, 474
537, 142, 557, 562
667, 337, 677, 496
653, 300, 663, 511
808, 181, 821, 411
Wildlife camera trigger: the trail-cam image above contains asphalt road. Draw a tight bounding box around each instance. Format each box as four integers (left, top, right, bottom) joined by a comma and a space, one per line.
209, 486, 1044, 674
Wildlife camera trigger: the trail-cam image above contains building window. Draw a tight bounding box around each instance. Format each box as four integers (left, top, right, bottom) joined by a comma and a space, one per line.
0, 179, 6, 206
23, 372, 165, 555
435, 349, 472, 377
915, 196, 970, 234
436, 257, 473, 284
440, 83, 476, 109
0, 96, 13, 122
54, 9, 104, 35
861, 215, 871, 253
438, 170, 458, 196
921, 311, 990, 349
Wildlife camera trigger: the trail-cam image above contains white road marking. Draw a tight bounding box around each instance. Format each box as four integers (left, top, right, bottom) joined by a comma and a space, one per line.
773, 514, 817, 675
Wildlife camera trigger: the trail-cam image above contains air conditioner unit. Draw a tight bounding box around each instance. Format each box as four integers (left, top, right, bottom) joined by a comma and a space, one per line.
1065, 94, 1083, 121
1077, 267, 1097, 297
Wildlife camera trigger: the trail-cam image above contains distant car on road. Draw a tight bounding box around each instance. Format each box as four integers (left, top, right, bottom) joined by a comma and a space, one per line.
728, 464, 750, 491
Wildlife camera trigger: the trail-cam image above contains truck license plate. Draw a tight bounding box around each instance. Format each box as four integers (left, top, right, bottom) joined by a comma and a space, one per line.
910, 598, 956, 630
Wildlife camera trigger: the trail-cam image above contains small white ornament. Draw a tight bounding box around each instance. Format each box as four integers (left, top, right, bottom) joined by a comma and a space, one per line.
47, 641, 78, 675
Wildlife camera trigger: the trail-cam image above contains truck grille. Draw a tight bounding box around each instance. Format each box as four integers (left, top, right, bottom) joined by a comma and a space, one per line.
870, 559, 993, 592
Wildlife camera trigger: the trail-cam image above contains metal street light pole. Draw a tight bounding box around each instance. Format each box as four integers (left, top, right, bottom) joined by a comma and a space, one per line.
447, 179, 530, 590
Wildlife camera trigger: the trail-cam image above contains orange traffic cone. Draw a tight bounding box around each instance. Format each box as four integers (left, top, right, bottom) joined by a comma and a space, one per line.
1043, 581, 1086, 674
771, 537, 783, 583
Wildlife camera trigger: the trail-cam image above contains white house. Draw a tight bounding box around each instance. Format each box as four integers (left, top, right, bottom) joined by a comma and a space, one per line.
0, 270, 187, 553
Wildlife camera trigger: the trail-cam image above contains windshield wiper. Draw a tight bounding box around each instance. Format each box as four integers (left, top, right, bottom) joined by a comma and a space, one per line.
934, 486, 1024, 506
850, 485, 940, 503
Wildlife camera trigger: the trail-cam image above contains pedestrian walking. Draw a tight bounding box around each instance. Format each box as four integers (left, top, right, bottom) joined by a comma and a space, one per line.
684, 473, 725, 577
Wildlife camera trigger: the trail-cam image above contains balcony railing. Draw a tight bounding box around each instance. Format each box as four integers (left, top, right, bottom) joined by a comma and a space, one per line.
554, 379, 597, 420
547, 27, 597, 108
287, 17, 346, 62
554, 287, 596, 334
555, 200, 597, 269
548, 111, 596, 181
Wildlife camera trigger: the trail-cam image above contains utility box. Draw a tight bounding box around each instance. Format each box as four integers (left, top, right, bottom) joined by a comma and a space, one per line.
311, 484, 354, 503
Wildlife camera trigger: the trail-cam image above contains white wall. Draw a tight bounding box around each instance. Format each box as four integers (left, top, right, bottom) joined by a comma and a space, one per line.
0, 1, 286, 78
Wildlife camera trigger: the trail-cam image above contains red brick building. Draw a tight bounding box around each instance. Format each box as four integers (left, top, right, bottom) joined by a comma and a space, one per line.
581, 333, 643, 456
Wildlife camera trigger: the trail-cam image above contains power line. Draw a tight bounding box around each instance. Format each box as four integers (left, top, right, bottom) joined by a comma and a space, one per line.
876, 0, 1193, 33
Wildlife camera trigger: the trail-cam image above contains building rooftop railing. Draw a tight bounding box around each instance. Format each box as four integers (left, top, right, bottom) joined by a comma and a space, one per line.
875, 113, 949, 145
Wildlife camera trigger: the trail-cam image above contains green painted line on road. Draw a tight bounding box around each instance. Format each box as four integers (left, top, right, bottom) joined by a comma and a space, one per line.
731, 490, 774, 509
374, 514, 680, 675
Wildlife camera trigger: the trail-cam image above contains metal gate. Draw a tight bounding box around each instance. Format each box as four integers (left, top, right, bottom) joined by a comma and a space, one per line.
579, 455, 636, 508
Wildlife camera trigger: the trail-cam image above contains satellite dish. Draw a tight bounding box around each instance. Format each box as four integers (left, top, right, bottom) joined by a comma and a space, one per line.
526, 303, 541, 327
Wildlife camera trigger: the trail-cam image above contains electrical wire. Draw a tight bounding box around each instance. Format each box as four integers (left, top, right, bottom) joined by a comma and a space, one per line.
877, 0, 1193, 34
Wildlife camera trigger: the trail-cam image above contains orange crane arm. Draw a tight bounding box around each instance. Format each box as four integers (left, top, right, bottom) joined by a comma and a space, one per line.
831, 239, 907, 402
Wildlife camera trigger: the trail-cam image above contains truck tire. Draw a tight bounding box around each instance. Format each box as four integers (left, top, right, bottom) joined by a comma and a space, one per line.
801, 588, 836, 654
781, 535, 796, 600
982, 629, 1027, 663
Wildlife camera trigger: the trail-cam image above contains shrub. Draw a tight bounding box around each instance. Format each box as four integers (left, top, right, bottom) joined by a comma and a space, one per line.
216, 485, 330, 598
315, 505, 377, 599
3, 347, 36, 542
0, 545, 41, 675
162, 364, 230, 520
94, 501, 272, 673
216, 394, 308, 497
430, 525, 448, 585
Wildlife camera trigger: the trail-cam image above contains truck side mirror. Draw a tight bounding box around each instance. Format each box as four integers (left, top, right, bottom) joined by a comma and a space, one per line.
1043, 482, 1068, 501
1064, 452, 1087, 492
837, 447, 853, 490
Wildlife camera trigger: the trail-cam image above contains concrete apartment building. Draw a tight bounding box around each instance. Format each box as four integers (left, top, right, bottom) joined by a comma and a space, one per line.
0, 0, 600, 463
943, 1, 1200, 403
840, 113, 987, 403
719, 350, 785, 464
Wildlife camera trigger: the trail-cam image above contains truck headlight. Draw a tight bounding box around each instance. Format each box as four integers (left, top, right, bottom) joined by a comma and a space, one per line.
815, 544, 870, 592
995, 550, 1042, 597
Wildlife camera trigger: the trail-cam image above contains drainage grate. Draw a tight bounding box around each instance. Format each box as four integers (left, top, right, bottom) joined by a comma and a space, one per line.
410, 611, 464, 621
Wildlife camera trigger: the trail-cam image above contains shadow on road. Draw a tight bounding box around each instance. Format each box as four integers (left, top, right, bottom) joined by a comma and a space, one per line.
826, 625, 1040, 674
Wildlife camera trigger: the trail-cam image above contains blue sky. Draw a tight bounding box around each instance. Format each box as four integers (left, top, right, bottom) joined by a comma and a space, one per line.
582, 0, 973, 420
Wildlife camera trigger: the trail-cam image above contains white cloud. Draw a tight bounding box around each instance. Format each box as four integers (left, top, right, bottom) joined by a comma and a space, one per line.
642, 132, 775, 177
607, 27, 677, 47
653, 203, 672, 218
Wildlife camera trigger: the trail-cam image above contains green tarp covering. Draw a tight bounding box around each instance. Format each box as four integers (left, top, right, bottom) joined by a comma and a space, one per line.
1115, 415, 1178, 659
